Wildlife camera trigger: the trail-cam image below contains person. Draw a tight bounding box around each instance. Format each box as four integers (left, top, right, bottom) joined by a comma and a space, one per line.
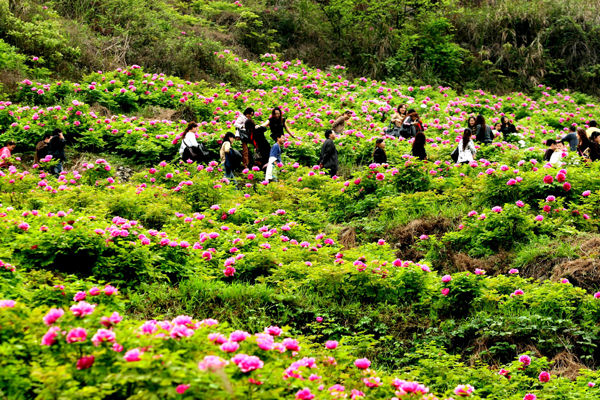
467, 116, 477, 132
235, 108, 254, 168
246, 113, 270, 168
389, 104, 407, 136
319, 129, 339, 177
401, 109, 420, 138
500, 116, 517, 141
373, 138, 387, 164
586, 120, 600, 138
265, 134, 285, 183
492, 122, 502, 139
179, 122, 206, 163
457, 128, 476, 164
543, 139, 557, 162
47, 129, 66, 176
220, 132, 236, 180
0, 140, 16, 168
561, 126, 579, 152
412, 131, 427, 161
577, 128, 592, 158
590, 131, 600, 162
475, 115, 493, 144
261, 107, 296, 143
550, 142, 566, 165
331, 110, 352, 134
35, 134, 52, 164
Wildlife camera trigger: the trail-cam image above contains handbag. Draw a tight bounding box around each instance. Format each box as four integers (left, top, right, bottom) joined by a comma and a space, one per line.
182, 138, 209, 162
451, 146, 459, 163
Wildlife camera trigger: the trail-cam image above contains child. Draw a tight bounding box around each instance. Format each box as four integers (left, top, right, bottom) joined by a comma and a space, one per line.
265, 134, 284, 183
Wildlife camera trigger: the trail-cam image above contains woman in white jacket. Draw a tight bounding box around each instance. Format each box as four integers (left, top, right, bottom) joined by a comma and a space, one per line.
457, 128, 476, 164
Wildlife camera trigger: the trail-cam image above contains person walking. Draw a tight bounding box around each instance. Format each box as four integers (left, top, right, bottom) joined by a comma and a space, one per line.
319, 129, 339, 177
234, 108, 254, 168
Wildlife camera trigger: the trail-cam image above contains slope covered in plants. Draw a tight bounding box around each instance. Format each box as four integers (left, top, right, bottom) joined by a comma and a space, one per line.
1, 51, 600, 399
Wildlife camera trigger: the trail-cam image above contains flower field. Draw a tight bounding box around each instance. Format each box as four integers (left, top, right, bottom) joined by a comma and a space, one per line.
2, 52, 600, 399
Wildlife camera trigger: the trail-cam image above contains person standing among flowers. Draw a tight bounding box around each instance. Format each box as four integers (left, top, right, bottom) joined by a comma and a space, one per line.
331, 110, 352, 134
220, 132, 237, 180
0, 140, 16, 168
34, 134, 52, 164
475, 115, 493, 144
319, 129, 339, 177
457, 128, 476, 164
577, 128, 592, 158
266, 134, 285, 183
261, 107, 296, 143
234, 108, 253, 168
412, 131, 427, 161
47, 129, 66, 176
373, 138, 387, 164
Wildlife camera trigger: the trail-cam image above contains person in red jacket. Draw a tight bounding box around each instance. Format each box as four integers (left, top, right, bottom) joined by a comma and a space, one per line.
0, 140, 16, 168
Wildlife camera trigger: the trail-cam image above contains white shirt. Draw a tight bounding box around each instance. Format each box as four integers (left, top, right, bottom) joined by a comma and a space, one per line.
457, 140, 476, 163
549, 150, 566, 165
234, 115, 247, 138
179, 131, 199, 156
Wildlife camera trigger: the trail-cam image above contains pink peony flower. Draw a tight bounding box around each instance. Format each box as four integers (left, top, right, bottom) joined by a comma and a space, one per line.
176, 384, 190, 394
41, 326, 60, 346
220, 341, 240, 353
442, 275, 452, 283
354, 358, 371, 369
295, 388, 315, 400
454, 384, 475, 396
231, 354, 264, 372
123, 348, 142, 362
519, 354, 532, 367
539, 371, 550, 382
92, 328, 117, 346
523, 394, 537, 400
325, 340, 338, 349
198, 355, 228, 371
76, 355, 95, 370
43, 308, 64, 325
66, 327, 87, 343
70, 301, 96, 317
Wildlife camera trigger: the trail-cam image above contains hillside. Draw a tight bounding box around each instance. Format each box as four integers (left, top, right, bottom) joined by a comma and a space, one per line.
1, 0, 600, 97
1, 44, 600, 398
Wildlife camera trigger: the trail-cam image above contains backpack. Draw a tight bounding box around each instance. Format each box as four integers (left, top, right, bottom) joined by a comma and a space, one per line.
226, 148, 243, 171
451, 146, 459, 163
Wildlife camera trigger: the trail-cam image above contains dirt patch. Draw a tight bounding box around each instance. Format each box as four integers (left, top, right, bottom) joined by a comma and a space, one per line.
550, 351, 586, 380
387, 217, 454, 261
580, 237, 600, 256
450, 251, 513, 275
519, 255, 572, 282
90, 103, 111, 117
339, 226, 357, 249
551, 258, 600, 291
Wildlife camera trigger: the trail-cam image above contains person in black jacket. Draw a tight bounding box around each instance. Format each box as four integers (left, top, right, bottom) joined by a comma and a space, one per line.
475, 115, 493, 144
373, 138, 387, 164
47, 129, 66, 176
412, 131, 427, 160
544, 139, 557, 162
319, 129, 339, 177
500, 116, 517, 141
590, 131, 600, 162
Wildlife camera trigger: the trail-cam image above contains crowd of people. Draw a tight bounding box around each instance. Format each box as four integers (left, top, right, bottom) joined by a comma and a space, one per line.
2, 107, 600, 179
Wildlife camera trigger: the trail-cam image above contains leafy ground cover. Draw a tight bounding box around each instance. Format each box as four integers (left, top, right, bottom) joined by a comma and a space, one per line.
1, 50, 600, 399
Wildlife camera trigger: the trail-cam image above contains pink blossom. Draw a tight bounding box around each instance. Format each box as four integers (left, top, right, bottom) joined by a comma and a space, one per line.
70, 301, 96, 317
220, 341, 240, 352
198, 355, 228, 371
231, 354, 264, 372
73, 291, 87, 301
123, 348, 142, 362
92, 328, 117, 346
441, 288, 450, 296
442, 275, 452, 283
76, 355, 95, 370
295, 388, 315, 400
43, 308, 64, 325
66, 327, 87, 343
41, 326, 60, 346
523, 394, 537, 400
354, 358, 371, 369
453, 384, 474, 396
539, 371, 550, 382
325, 340, 338, 349
519, 354, 532, 367
104, 285, 118, 295
176, 384, 190, 394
